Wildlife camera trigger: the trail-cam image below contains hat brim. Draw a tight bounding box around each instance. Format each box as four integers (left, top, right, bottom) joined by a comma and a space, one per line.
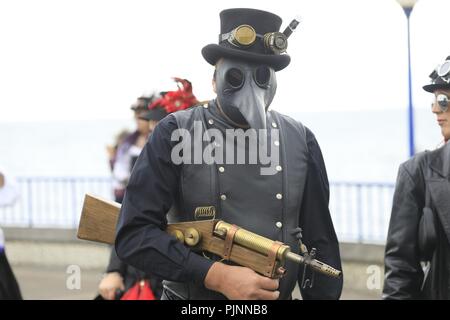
131, 105, 145, 111
202, 44, 290, 72
423, 83, 450, 93
139, 108, 168, 122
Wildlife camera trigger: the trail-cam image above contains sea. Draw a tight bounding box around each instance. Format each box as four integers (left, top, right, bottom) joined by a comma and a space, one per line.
0, 108, 443, 182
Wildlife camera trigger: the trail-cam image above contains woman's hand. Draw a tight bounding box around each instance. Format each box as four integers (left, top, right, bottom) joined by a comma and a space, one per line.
98, 272, 125, 300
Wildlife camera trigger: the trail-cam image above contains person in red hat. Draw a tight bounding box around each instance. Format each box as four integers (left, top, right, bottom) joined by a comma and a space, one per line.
98, 78, 198, 300
384, 56, 450, 300
139, 78, 199, 132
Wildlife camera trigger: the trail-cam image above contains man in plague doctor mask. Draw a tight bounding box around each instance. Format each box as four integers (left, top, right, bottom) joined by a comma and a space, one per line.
115, 8, 343, 300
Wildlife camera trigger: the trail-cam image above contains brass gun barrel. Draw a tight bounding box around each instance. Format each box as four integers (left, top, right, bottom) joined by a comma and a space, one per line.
285, 252, 341, 279
214, 221, 341, 279
214, 221, 291, 260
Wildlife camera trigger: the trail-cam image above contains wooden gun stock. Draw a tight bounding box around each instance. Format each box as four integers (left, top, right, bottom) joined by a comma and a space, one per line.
78, 194, 341, 279
77, 194, 121, 244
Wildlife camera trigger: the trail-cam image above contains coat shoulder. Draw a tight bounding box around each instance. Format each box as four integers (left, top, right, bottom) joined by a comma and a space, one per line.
400, 151, 428, 178
270, 110, 305, 128
428, 142, 450, 160
269, 110, 316, 139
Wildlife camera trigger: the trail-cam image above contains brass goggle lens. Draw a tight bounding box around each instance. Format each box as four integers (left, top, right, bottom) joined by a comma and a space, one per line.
264, 32, 288, 54
231, 25, 257, 46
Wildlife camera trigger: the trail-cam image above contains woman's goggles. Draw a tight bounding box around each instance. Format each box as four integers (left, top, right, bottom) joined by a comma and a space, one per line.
432, 93, 449, 112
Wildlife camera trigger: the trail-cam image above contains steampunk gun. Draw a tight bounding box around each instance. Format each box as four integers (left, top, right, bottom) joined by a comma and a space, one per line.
77, 194, 341, 280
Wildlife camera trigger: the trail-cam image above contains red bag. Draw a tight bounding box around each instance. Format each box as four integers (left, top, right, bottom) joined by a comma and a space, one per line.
120, 280, 156, 300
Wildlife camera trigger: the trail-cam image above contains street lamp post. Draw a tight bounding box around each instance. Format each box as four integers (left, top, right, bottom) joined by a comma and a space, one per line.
397, 0, 418, 157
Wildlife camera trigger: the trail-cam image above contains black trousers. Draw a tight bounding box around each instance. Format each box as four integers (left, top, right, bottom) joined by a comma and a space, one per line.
0, 251, 22, 300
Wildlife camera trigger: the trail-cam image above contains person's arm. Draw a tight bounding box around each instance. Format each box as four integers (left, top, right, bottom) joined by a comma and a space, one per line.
115, 116, 214, 284
382, 161, 424, 299
106, 246, 126, 275
98, 248, 126, 300
112, 144, 131, 188
0, 172, 4, 189
297, 128, 343, 300
0, 169, 20, 207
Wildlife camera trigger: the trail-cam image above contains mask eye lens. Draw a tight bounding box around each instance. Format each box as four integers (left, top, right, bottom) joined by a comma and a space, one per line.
254, 66, 271, 88
225, 68, 244, 88
437, 94, 449, 111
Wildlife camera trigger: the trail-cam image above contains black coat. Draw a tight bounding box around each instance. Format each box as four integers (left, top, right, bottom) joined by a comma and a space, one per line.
115, 110, 343, 300
383, 142, 450, 299
0, 250, 22, 300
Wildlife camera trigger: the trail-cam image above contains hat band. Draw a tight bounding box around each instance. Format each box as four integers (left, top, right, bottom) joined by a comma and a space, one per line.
219, 24, 288, 55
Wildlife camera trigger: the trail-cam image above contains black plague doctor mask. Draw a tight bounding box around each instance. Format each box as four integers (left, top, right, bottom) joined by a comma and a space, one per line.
214, 58, 277, 130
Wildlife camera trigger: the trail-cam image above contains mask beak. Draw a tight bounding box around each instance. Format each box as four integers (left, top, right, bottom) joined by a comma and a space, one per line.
235, 88, 267, 130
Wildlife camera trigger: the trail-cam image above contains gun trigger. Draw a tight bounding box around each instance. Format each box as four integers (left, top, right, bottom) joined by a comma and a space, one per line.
301, 263, 309, 289
310, 270, 315, 288
310, 248, 317, 260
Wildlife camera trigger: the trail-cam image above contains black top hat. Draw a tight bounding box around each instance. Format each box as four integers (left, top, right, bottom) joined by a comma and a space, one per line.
423, 56, 450, 93
139, 102, 168, 122
202, 8, 291, 71
138, 92, 167, 121
131, 95, 154, 111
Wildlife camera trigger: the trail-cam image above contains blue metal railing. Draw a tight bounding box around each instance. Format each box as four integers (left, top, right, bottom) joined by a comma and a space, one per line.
0, 176, 113, 229
329, 182, 395, 244
0, 176, 395, 243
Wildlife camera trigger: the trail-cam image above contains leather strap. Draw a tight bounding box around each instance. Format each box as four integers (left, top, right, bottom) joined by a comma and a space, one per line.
223, 224, 239, 260
265, 241, 284, 278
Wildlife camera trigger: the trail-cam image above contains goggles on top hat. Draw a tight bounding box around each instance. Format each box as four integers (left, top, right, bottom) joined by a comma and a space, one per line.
219, 18, 300, 55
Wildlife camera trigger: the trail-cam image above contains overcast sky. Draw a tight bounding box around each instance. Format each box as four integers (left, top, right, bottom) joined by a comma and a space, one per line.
1, 0, 450, 122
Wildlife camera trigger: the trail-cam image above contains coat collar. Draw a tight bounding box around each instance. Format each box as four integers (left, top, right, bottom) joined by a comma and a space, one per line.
428, 142, 450, 178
